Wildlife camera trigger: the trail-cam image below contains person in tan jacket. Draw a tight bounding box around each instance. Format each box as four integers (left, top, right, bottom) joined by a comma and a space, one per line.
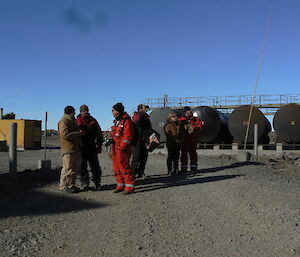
58, 106, 84, 193
164, 111, 181, 175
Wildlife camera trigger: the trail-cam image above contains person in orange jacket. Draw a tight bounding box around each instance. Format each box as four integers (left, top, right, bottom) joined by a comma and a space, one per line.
178, 106, 203, 172
110, 102, 136, 194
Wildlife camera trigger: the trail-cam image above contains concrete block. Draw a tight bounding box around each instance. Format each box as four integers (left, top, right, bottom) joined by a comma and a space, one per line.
38, 160, 51, 170
232, 143, 238, 150
276, 143, 283, 152
213, 145, 220, 150
236, 151, 252, 162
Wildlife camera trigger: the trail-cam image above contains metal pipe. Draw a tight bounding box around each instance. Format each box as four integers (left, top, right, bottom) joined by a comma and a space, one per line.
9, 123, 17, 174
163, 94, 168, 107
254, 124, 258, 160
44, 111, 47, 160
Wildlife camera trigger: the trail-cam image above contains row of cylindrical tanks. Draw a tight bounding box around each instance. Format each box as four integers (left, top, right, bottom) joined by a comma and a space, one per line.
150, 103, 300, 144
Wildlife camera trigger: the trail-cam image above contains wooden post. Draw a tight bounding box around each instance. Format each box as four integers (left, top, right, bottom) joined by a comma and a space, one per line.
254, 124, 258, 160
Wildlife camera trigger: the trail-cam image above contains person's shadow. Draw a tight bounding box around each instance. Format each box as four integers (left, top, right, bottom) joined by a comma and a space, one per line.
135, 161, 259, 193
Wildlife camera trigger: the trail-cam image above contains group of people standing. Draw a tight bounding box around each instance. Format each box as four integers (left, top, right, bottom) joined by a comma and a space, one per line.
165, 106, 203, 175
57, 103, 202, 195
57, 103, 152, 194
58, 105, 103, 194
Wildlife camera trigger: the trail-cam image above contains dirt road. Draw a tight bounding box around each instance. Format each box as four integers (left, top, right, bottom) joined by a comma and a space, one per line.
0, 150, 300, 257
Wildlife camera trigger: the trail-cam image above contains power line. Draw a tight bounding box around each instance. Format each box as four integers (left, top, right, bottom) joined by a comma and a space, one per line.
243, 0, 276, 150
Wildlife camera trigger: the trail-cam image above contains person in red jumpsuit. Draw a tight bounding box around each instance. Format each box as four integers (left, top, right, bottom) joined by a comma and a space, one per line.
110, 102, 136, 194
178, 106, 203, 172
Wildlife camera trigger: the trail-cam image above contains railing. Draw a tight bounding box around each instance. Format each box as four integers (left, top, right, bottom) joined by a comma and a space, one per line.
144, 94, 300, 109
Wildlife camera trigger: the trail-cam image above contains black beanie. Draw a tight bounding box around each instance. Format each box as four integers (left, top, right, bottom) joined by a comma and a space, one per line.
137, 104, 144, 111
183, 106, 191, 112
112, 102, 124, 113
80, 104, 89, 112
64, 105, 75, 114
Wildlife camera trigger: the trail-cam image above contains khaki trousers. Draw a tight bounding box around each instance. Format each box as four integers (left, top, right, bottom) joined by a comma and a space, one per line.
59, 152, 81, 190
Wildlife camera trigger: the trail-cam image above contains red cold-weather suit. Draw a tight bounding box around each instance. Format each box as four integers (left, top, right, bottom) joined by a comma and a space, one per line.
178, 115, 203, 171
111, 112, 135, 192
76, 114, 103, 187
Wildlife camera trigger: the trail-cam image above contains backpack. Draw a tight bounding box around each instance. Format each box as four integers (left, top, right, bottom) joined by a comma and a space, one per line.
131, 122, 139, 146
124, 116, 139, 146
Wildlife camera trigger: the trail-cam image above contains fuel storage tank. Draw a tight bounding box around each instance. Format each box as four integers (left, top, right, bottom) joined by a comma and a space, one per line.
150, 107, 175, 143
192, 106, 232, 143
228, 105, 271, 144
273, 103, 300, 143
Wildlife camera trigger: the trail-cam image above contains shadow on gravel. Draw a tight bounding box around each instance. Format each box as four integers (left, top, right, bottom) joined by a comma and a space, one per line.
136, 174, 244, 193
135, 162, 259, 193
0, 169, 106, 218
198, 161, 262, 174
0, 190, 106, 218
147, 161, 261, 180
0, 168, 61, 195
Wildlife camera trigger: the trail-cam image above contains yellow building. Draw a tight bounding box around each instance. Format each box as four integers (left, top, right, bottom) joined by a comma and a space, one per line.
0, 119, 41, 149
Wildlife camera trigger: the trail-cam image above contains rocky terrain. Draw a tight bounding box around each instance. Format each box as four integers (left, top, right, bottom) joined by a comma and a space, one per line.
0, 146, 300, 257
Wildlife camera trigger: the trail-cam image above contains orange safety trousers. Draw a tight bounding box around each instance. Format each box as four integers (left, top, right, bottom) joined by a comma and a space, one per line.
112, 147, 135, 192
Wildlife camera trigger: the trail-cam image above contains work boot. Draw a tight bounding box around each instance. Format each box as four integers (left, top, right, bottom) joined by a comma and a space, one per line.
82, 185, 90, 191
136, 172, 146, 179
94, 183, 101, 191
113, 188, 123, 193
61, 186, 80, 194
170, 170, 177, 176
122, 190, 134, 195
179, 169, 187, 174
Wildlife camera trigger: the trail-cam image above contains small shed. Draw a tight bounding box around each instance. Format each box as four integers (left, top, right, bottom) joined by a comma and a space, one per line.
0, 119, 42, 149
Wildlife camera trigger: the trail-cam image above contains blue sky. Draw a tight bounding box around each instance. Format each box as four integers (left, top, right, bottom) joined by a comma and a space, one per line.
0, 0, 299, 130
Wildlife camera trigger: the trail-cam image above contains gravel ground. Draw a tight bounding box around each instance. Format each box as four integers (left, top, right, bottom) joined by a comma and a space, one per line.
0, 146, 300, 257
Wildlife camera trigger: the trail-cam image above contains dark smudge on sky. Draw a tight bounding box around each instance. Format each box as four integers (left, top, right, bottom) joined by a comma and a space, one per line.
63, 8, 108, 33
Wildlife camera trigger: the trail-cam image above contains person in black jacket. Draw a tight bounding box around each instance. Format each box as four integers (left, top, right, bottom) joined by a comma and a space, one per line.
131, 104, 152, 178
76, 105, 103, 190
